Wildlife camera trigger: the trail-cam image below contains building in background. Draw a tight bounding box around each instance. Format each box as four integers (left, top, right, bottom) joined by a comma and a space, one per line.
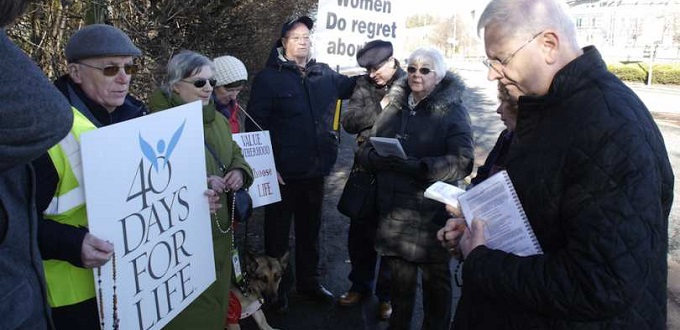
568, 0, 680, 62
401, 0, 680, 63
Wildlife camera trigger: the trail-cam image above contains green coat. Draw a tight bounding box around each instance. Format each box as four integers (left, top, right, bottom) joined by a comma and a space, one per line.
148, 89, 253, 330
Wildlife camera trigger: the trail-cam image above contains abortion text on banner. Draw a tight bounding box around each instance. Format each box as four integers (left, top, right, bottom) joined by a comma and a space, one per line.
314, 0, 406, 70
232, 131, 282, 208
81, 101, 215, 330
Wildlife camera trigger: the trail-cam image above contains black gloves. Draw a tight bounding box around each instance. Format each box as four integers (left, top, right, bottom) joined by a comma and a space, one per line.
390, 157, 425, 176
357, 143, 426, 177
388, 157, 425, 176
370, 152, 424, 176
367, 149, 394, 169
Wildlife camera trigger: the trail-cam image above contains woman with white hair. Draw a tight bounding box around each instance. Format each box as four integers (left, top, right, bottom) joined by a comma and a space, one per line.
357, 47, 474, 329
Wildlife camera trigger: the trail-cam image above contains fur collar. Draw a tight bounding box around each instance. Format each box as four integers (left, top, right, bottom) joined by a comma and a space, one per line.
387, 71, 466, 114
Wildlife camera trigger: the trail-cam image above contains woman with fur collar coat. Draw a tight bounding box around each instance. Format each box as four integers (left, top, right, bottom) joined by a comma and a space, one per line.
357, 48, 474, 330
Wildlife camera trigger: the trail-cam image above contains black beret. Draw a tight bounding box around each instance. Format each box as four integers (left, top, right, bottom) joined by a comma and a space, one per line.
357, 40, 393, 69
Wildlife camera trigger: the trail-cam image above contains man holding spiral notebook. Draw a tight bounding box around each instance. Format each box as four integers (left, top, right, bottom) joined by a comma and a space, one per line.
438, 0, 674, 329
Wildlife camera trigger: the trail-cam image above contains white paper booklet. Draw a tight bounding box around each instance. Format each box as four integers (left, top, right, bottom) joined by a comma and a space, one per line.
457, 170, 542, 256
369, 137, 407, 159
423, 181, 465, 209
424, 170, 542, 256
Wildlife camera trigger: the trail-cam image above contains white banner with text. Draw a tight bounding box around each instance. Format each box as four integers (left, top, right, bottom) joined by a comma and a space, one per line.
313, 0, 406, 70
232, 131, 281, 208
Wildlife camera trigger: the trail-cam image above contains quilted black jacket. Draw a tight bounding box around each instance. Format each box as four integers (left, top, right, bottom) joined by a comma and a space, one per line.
453, 46, 674, 329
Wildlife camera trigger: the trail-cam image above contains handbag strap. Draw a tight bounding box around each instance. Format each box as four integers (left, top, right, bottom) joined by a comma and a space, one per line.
398, 107, 409, 140
204, 142, 229, 176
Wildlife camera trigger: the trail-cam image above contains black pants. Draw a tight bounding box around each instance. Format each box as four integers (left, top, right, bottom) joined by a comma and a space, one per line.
347, 216, 391, 301
264, 177, 325, 296
385, 257, 452, 330
51, 297, 100, 330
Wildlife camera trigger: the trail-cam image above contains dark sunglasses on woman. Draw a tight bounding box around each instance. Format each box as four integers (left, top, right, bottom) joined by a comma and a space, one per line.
407, 67, 433, 75
181, 78, 217, 88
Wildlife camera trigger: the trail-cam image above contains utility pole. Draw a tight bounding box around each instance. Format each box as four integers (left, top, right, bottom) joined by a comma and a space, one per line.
647, 43, 657, 86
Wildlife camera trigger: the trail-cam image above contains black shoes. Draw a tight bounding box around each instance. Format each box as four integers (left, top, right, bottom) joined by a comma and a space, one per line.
298, 285, 334, 302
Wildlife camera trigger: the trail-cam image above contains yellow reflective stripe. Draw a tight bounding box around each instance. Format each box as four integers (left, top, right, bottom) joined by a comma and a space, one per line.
42, 107, 98, 308
44, 132, 85, 215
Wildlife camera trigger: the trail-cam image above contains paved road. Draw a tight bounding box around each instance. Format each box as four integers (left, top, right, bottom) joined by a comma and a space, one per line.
236, 66, 680, 329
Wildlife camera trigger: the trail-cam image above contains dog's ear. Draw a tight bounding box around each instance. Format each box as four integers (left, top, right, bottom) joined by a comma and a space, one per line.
244, 249, 259, 273
279, 251, 290, 270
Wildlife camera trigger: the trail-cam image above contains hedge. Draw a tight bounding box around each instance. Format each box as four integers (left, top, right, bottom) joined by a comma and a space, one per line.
607, 62, 680, 85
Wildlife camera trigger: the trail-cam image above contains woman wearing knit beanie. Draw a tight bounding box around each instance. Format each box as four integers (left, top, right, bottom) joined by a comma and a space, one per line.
213, 55, 248, 133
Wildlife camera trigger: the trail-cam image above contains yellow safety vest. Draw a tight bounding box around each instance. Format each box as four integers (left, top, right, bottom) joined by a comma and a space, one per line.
42, 107, 97, 308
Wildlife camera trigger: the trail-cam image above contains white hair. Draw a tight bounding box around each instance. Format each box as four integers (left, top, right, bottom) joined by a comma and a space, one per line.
477, 0, 579, 49
408, 47, 447, 80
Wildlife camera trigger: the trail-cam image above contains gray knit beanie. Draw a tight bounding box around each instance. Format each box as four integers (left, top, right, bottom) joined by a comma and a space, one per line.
213, 56, 248, 88
65, 24, 141, 63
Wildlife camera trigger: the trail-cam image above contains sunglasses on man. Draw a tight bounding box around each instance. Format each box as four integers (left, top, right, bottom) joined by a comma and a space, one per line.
78, 62, 138, 76
407, 66, 433, 75
180, 78, 217, 88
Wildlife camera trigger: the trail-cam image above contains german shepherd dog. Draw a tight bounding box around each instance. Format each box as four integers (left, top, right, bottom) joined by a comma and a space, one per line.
226, 251, 290, 330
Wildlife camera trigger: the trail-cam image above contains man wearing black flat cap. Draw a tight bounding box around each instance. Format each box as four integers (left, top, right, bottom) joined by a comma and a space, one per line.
31, 24, 147, 329
338, 39, 404, 320
247, 15, 356, 312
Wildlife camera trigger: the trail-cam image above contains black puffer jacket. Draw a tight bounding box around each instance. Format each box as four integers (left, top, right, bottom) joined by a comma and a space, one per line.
358, 72, 474, 262
246, 46, 356, 181
454, 46, 674, 329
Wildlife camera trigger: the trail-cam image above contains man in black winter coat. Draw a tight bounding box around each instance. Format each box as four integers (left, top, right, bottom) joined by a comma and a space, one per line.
438, 0, 674, 329
338, 40, 405, 321
246, 16, 356, 312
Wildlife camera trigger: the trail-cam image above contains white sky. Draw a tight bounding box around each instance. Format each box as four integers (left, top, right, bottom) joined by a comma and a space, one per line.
404, 0, 490, 17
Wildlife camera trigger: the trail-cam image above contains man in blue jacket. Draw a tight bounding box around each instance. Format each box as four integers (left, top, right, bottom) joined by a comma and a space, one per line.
247, 15, 356, 312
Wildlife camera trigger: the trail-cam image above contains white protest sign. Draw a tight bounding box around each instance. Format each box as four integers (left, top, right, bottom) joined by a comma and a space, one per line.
313, 0, 406, 70
232, 131, 281, 207
81, 101, 215, 330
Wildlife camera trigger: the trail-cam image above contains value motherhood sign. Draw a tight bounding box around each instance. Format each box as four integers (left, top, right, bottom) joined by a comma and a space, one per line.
314, 0, 406, 70
81, 101, 215, 330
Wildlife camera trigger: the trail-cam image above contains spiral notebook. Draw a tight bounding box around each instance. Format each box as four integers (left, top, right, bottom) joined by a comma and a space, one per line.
457, 170, 543, 256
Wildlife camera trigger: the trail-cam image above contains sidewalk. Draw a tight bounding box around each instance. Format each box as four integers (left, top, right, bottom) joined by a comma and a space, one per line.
627, 82, 680, 117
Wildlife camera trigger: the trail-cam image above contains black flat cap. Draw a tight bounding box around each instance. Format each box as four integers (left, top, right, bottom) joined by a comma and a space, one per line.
357, 40, 393, 69
65, 24, 141, 63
